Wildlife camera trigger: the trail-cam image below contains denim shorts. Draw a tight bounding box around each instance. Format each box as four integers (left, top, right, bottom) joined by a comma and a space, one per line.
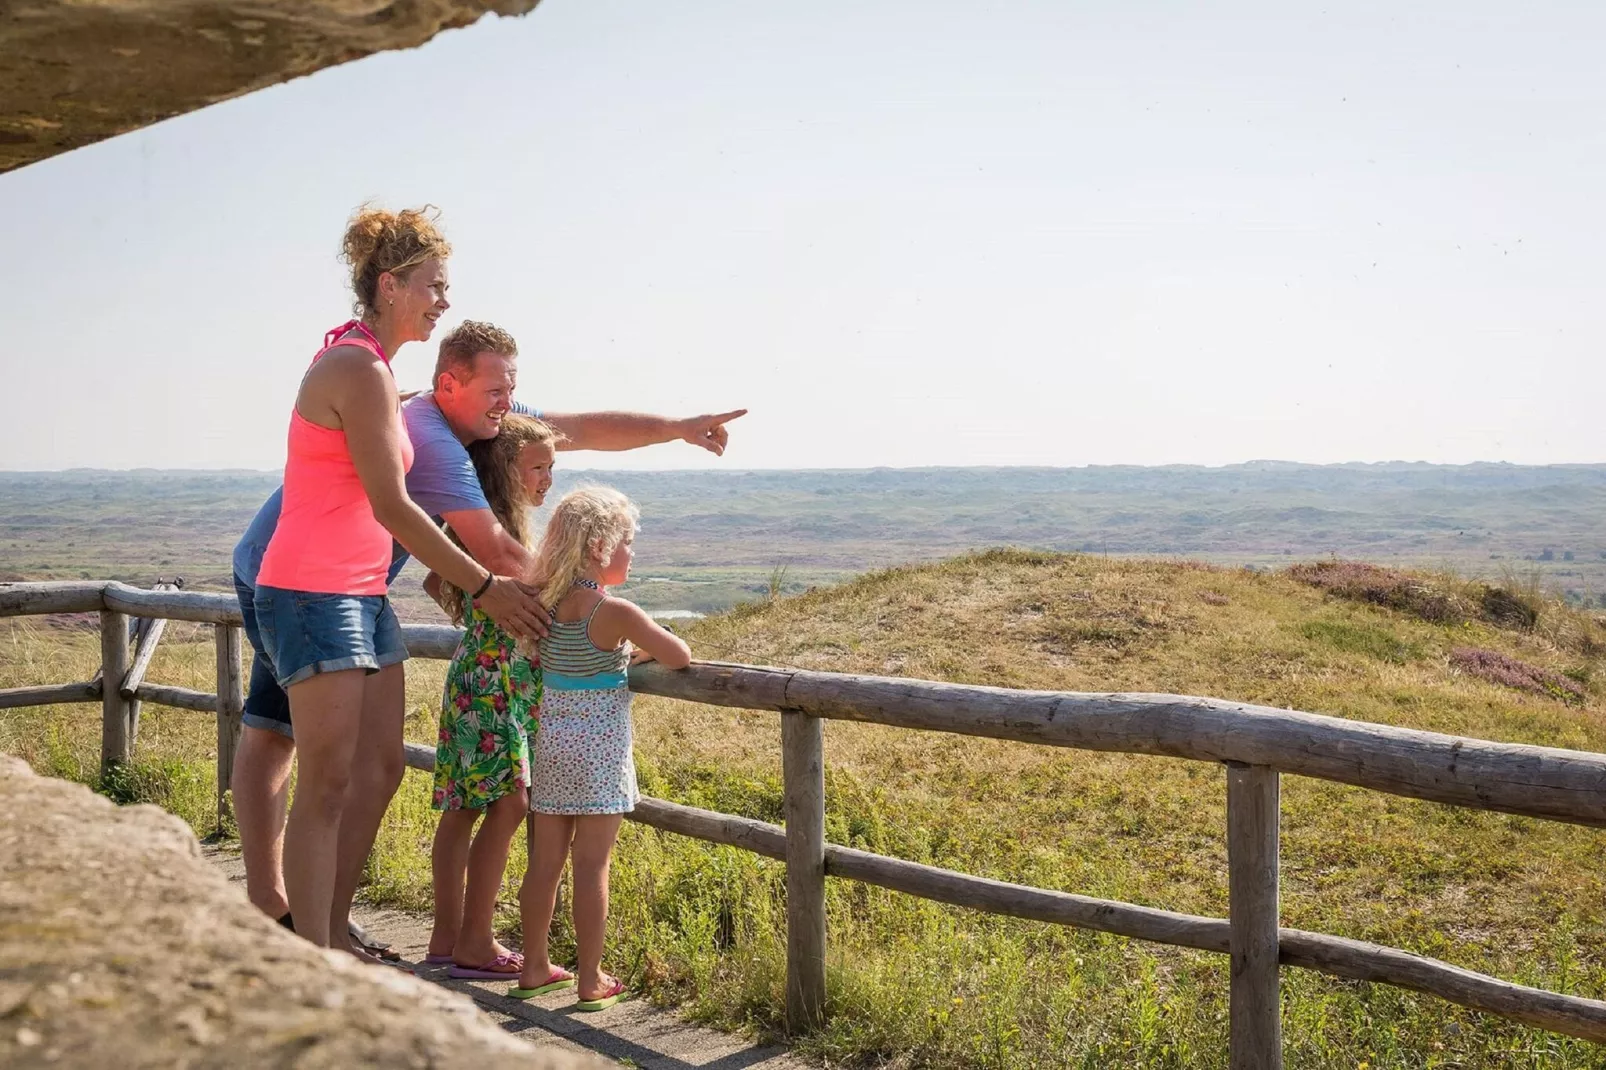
233, 572, 293, 738
253, 585, 408, 689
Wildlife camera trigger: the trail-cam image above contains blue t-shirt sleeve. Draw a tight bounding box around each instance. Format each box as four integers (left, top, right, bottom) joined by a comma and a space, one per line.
403, 397, 489, 516
386, 540, 412, 585
231, 488, 283, 585
512, 400, 542, 419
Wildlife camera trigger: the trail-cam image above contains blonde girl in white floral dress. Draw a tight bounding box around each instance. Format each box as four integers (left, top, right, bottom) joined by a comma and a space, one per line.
510, 486, 690, 1010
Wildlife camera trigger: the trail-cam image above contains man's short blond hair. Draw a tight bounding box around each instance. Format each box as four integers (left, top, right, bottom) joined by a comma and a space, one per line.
434, 321, 518, 388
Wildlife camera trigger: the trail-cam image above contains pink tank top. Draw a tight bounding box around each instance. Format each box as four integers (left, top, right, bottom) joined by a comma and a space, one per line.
256, 322, 415, 596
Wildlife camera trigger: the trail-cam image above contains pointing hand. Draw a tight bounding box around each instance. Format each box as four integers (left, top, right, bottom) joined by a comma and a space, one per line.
679, 409, 748, 456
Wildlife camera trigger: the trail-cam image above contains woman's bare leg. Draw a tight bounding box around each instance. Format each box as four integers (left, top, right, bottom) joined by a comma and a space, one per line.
429, 808, 479, 958
454, 790, 529, 966
328, 664, 406, 954
517, 813, 574, 989
570, 813, 624, 999
281, 669, 366, 948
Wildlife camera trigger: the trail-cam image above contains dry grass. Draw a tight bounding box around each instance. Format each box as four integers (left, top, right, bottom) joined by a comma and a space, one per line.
6, 551, 1606, 1067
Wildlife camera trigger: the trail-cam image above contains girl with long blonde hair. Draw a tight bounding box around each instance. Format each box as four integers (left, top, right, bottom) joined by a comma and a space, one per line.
426, 414, 564, 980
510, 487, 690, 1009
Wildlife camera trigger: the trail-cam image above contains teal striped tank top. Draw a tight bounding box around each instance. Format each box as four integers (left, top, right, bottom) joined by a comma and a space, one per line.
537, 598, 630, 690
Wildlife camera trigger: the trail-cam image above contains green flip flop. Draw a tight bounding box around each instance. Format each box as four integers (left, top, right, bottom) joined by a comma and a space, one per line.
575, 980, 627, 1012
508, 970, 577, 1000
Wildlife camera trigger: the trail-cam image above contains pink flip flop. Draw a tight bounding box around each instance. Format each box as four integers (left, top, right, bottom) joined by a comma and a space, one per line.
422, 954, 454, 966
448, 953, 526, 980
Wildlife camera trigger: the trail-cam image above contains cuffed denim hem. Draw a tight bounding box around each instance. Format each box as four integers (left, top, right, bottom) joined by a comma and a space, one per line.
279, 654, 379, 689
376, 647, 410, 670
242, 713, 295, 739
253, 585, 405, 691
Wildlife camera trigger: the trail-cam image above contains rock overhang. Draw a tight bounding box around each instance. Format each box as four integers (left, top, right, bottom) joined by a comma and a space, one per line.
0, 0, 539, 174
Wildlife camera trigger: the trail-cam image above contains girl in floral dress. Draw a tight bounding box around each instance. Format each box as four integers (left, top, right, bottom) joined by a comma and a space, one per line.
511, 486, 691, 1008
426, 414, 562, 980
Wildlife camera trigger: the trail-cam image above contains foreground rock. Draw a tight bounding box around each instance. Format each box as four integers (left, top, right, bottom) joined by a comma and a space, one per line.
0, 0, 539, 173
0, 756, 592, 1069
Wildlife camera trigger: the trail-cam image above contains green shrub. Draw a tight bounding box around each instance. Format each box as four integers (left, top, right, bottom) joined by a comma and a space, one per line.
1299, 619, 1418, 664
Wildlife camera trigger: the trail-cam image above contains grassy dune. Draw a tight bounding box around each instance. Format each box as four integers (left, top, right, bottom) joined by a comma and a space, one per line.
5, 552, 1606, 1067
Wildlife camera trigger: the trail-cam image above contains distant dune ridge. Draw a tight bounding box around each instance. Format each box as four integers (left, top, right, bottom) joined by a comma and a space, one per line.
3, 463, 1604, 618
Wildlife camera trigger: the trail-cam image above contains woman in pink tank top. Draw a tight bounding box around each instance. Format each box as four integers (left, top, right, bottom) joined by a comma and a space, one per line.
253, 205, 544, 952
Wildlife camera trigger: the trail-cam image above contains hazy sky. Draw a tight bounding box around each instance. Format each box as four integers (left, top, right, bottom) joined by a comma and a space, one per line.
2, 0, 1601, 471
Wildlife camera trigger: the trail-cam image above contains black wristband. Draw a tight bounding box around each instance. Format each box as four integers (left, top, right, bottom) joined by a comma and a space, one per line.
471, 573, 494, 601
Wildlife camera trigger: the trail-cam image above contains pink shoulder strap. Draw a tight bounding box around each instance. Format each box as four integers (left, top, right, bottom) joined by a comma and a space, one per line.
316, 319, 389, 364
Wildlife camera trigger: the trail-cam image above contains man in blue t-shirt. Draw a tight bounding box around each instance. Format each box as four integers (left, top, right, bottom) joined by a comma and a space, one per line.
231, 320, 745, 944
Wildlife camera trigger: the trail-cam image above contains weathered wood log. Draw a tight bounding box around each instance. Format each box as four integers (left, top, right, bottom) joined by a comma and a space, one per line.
626, 796, 1227, 954
0, 580, 105, 617
629, 797, 789, 860
628, 795, 1218, 951
403, 741, 436, 772
782, 712, 827, 1032
87, 616, 140, 693
118, 616, 171, 699
402, 624, 461, 660
1227, 763, 1281, 1069
102, 582, 241, 625
26, 581, 457, 657
1278, 929, 1606, 1043
99, 610, 133, 775
215, 624, 244, 825
118, 584, 178, 733
0, 681, 102, 709
624, 796, 1231, 947
629, 662, 1606, 827
131, 684, 218, 712
824, 842, 1231, 951
622, 796, 1606, 1042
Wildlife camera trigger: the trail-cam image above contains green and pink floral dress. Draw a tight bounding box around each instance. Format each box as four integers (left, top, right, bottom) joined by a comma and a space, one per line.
431, 597, 543, 811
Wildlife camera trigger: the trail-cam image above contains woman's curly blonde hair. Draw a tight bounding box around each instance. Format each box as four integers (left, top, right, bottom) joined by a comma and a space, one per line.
530, 486, 640, 612
437, 414, 564, 624
340, 203, 452, 317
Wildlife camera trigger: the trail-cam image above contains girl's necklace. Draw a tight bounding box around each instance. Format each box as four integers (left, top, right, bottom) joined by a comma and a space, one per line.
573, 578, 602, 591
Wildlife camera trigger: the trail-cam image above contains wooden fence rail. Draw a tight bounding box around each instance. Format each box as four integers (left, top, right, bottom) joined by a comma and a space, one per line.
4, 580, 1606, 1061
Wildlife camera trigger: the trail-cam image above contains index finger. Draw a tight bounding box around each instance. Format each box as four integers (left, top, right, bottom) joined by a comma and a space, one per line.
707, 409, 748, 425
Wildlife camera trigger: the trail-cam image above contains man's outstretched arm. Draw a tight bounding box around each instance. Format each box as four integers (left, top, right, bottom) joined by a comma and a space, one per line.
541, 409, 747, 456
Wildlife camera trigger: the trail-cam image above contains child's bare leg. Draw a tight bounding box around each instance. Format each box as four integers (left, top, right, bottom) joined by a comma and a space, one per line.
517, 813, 575, 987
429, 809, 479, 958
454, 790, 529, 966
570, 813, 624, 998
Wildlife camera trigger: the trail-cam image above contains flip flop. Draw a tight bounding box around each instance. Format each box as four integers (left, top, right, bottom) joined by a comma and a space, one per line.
348, 920, 401, 962
341, 941, 411, 971
421, 954, 454, 966
575, 979, 627, 1012
508, 968, 577, 1000
449, 953, 526, 980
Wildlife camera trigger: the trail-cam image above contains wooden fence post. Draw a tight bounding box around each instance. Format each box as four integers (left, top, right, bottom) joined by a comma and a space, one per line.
99, 609, 133, 778
1227, 761, 1282, 1069
119, 613, 171, 700
214, 623, 244, 828
781, 710, 827, 1031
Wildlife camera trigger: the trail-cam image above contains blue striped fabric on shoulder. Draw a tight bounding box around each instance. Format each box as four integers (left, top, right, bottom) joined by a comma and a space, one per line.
537, 617, 630, 677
